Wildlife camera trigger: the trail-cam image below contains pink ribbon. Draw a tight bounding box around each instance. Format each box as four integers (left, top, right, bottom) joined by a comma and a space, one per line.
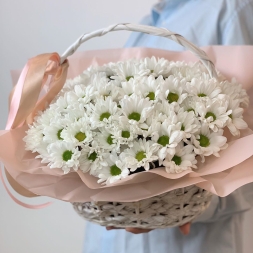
2, 53, 69, 208
0, 167, 52, 209
6, 64, 29, 130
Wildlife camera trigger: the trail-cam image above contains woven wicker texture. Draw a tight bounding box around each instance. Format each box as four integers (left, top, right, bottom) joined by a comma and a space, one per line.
73, 185, 212, 229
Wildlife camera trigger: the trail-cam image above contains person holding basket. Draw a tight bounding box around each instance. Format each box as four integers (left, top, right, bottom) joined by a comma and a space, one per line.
83, 0, 253, 253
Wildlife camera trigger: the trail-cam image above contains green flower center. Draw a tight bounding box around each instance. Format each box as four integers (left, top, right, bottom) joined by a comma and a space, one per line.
88, 152, 97, 161
110, 165, 122, 176
198, 93, 207, 97
126, 76, 134, 81
128, 112, 141, 121
167, 92, 179, 103
205, 112, 216, 121
75, 132, 86, 142
107, 134, 114, 145
229, 114, 233, 119
172, 155, 182, 165
146, 92, 155, 100
187, 108, 195, 113
62, 150, 73, 161
121, 130, 130, 138
100, 112, 111, 121
57, 129, 63, 140
157, 135, 170, 147
181, 125, 185, 131
135, 151, 146, 162
198, 134, 210, 147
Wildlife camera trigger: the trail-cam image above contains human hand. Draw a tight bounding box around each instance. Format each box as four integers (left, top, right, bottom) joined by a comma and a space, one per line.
178, 222, 191, 235
106, 222, 191, 235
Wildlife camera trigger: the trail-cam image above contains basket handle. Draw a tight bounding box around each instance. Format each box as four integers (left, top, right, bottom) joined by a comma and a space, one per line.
60, 23, 218, 79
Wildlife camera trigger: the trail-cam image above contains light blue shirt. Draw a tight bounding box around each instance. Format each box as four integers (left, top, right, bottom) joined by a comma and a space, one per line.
126, 0, 253, 50
83, 1, 253, 252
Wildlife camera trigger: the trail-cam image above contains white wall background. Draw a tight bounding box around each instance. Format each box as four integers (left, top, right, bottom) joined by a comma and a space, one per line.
0, 1, 155, 253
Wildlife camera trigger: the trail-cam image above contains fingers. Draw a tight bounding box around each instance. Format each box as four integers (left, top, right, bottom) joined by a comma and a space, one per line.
107, 224, 190, 235
179, 222, 191, 235
106, 226, 122, 230
125, 228, 152, 234
106, 226, 152, 234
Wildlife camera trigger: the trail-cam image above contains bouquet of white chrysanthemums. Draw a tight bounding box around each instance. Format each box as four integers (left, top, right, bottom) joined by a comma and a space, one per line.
24, 57, 249, 185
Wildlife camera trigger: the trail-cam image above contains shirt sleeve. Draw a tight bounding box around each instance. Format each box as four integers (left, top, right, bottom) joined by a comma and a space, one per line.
124, 15, 153, 47
196, 2, 253, 223
194, 184, 253, 223
222, 1, 253, 45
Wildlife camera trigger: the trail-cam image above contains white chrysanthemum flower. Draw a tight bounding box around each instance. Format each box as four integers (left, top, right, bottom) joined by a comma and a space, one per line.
221, 79, 249, 107
120, 94, 154, 127
88, 97, 121, 128
23, 124, 44, 152
112, 118, 138, 146
181, 97, 198, 114
192, 124, 227, 161
196, 99, 231, 132
72, 71, 91, 86
55, 78, 83, 100
176, 108, 199, 138
140, 56, 170, 77
120, 139, 159, 171
227, 99, 248, 136
89, 64, 117, 80
42, 118, 68, 143
95, 128, 119, 151
158, 75, 187, 104
186, 77, 221, 99
91, 74, 119, 101
35, 143, 51, 164
151, 120, 184, 160
72, 84, 96, 104
170, 62, 208, 81
136, 75, 163, 102
50, 92, 74, 113
145, 111, 166, 130
35, 108, 58, 127
61, 118, 93, 145
62, 105, 87, 122
47, 142, 81, 173
154, 101, 178, 123
163, 142, 197, 173
144, 114, 166, 137
59, 79, 75, 95
112, 60, 149, 82
95, 151, 129, 185
118, 78, 137, 98
79, 146, 107, 173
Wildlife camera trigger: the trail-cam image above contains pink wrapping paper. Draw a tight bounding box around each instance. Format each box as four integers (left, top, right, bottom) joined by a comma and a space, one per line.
2, 46, 253, 202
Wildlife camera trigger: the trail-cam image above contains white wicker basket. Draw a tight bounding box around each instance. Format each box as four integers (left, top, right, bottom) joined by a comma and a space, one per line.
73, 185, 212, 228
62, 23, 217, 228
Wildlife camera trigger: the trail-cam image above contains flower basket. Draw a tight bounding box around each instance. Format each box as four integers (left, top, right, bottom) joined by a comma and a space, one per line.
73, 185, 212, 228
1, 24, 253, 229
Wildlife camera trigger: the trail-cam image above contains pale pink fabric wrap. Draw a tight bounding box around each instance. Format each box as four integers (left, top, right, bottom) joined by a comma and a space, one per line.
1, 47, 253, 202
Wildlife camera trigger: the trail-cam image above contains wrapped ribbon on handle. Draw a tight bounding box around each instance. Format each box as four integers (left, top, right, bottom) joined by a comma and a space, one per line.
6, 53, 69, 130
